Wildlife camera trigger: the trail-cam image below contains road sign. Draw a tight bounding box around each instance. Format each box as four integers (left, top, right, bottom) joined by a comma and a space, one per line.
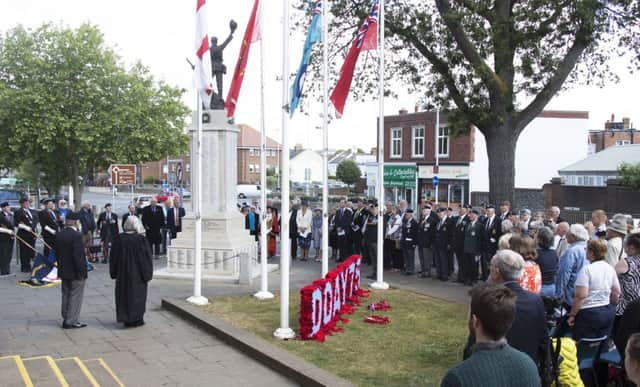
432, 175, 439, 187
110, 164, 136, 185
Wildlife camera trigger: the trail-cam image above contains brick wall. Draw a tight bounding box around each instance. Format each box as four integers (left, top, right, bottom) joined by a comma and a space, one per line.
237, 148, 282, 184
589, 130, 639, 152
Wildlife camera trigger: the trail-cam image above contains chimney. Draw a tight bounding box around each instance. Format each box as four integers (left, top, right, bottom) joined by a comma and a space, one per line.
370, 147, 377, 155
623, 117, 631, 129
414, 102, 422, 113
399, 108, 408, 115
294, 143, 303, 151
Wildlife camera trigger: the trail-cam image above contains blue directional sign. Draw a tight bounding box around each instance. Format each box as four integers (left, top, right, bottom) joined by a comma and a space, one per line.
432, 175, 439, 186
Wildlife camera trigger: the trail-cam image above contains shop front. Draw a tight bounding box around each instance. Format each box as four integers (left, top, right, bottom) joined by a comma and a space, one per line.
418, 164, 469, 206
366, 164, 417, 206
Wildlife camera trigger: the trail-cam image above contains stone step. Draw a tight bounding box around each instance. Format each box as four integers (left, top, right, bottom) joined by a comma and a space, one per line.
0, 355, 34, 387
22, 356, 68, 387
82, 359, 125, 387
54, 358, 100, 387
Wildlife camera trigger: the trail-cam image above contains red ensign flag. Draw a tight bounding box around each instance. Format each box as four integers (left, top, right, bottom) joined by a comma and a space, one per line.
195, 0, 214, 108
225, 0, 261, 118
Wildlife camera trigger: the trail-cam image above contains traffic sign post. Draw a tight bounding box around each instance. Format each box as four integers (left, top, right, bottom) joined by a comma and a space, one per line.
110, 164, 137, 185
432, 175, 439, 186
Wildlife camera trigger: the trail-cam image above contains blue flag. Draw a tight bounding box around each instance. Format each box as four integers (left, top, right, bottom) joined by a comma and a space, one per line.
290, 1, 323, 117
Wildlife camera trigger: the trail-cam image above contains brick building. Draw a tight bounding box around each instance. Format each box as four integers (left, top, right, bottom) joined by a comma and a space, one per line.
380, 109, 590, 207
138, 124, 281, 186
589, 115, 638, 154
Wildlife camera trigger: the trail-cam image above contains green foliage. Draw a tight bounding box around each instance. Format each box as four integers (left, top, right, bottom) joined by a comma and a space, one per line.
266, 167, 276, 177
0, 23, 189, 205
619, 162, 640, 189
143, 176, 155, 185
335, 159, 361, 186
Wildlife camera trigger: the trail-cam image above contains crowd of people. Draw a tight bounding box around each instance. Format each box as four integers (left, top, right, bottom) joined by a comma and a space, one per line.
0, 195, 187, 330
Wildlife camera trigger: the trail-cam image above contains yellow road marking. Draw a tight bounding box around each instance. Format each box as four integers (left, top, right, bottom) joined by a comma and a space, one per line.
84, 358, 126, 387
56, 357, 100, 387
23, 356, 69, 387
13, 356, 34, 387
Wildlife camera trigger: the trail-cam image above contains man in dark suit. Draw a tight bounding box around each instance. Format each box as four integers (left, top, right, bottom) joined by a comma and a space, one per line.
40, 199, 59, 257
166, 201, 185, 240
97, 203, 118, 263
0, 202, 15, 276
462, 209, 485, 285
121, 204, 139, 230
351, 199, 366, 257
401, 209, 418, 275
463, 250, 548, 369
482, 204, 500, 280
289, 201, 298, 260
56, 211, 88, 329
452, 204, 471, 283
364, 205, 379, 279
498, 200, 513, 223
142, 198, 165, 259
434, 207, 454, 281
417, 205, 437, 277
335, 199, 353, 262
173, 197, 186, 234
15, 198, 37, 273
79, 201, 97, 263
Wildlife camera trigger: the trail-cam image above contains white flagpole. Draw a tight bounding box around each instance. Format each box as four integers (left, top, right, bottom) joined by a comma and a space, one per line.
371, 0, 388, 290
274, 0, 295, 340
187, 93, 208, 305
321, 0, 329, 277
435, 107, 440, 204
255, 0, 274, 300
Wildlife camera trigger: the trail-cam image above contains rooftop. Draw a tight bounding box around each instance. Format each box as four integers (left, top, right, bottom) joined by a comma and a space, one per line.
559, 144, 640, 173
237, 124, 281, 149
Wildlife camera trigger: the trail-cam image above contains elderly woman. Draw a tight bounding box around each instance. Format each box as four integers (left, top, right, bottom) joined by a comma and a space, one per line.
615, 233, 640, 333
386, 205, 403, 272
625, 334, 640, 385
509, 235, 542, 294
296, 201, 313, 261
536, 227, 559, 297
567, 239, 621, 341
109, 216, 153, 328
556, 224, 590, 309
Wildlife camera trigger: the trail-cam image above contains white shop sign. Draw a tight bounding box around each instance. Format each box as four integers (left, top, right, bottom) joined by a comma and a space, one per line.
418, 165, 469, 180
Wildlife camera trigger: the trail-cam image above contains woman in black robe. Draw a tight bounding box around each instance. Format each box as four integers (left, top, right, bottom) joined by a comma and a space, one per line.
110, 216, 153, 327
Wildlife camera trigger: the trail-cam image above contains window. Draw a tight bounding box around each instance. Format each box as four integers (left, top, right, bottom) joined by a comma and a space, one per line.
249, 148, 254, 156
391, 128, 402, 158
438, 126, 450, 157
304, 168, 312, 182
616, 140, 631, 146
248, 164, 255, 173
412, 126, 425, 157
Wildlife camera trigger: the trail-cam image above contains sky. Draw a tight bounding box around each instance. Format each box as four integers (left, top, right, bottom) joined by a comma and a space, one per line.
1, 0, 639, 152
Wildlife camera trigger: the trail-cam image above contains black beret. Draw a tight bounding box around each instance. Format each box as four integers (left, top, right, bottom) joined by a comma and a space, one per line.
463, 204, 472, 209
66, 211, 80, 221
470, 209, 480, 215
105, 203, 112, 208
0, 202, 9, 208
437, 207, 447, 213
43, 199, 54, 205
485, 204, 495, 209
406, 208, 414, 213
423, 205, 432, 210
19, 198, 29, 204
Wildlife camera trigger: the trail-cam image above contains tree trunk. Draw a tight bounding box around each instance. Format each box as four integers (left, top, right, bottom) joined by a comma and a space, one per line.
485, 128, 517, 206
71, 162, 82, 210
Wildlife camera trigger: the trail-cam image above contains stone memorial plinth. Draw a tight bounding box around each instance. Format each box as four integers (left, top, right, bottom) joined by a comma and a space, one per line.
154, 109, 260, 283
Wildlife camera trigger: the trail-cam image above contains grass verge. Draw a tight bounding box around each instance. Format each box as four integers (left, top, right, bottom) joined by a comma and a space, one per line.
202, 288, 468, 387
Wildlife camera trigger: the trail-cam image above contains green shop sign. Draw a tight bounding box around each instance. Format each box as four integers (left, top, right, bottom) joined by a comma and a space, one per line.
384, 165, 416, 189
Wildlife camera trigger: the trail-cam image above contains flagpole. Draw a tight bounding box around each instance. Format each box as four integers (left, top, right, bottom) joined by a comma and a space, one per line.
255, 0, 273, 300
274, 0, 295, 340
321, 0, 329, 277
371, 0, 388, 290
187, 93, 208, 305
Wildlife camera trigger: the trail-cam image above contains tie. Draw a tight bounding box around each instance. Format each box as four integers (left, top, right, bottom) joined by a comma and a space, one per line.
486, 218, 491, 231
457, 216, 462, 227
175, 208, 179, 226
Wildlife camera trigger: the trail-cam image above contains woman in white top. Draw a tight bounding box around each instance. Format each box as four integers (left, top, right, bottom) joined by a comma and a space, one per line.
568, 239, 621, 341
386, 206, 403, 272
296, 202, 313, 261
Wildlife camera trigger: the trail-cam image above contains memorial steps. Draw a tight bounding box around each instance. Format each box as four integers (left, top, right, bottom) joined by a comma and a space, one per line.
0, 355, 125, 387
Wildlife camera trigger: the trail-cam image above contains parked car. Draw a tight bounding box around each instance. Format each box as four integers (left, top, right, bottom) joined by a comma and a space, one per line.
133, 195, 153, 207
237, 184, 270, 199
1, 189, 28, 210
174, 188, 191, 199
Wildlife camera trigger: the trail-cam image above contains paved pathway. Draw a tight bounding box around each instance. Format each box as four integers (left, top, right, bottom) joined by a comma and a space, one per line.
0, 257, 297, 386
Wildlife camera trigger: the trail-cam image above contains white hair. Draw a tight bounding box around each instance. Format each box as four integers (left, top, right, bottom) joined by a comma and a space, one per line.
124, 216, 145, 234
491, 250, 525, 282
569, 224, 589, 241
501, 219, 514, 233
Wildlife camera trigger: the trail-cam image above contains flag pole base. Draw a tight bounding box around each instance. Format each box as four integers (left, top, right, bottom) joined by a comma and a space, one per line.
186, 295, 209, 306
370, 281, 389, 290
253, 291, 275, 300
273, 327, 295, 340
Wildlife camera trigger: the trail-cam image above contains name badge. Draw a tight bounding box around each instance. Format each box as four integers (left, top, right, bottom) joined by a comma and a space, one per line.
406, 238, 412, 241
471, 231, 476, 236
338, 230, 345, 236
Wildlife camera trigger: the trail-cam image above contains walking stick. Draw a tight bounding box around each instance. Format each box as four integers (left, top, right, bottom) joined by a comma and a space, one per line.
28, 229, 53, 252
15, 234, 38, 255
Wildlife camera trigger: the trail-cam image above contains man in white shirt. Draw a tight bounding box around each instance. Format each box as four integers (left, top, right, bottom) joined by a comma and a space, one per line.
605, 216, 628, 266
591, 209, 607, 240
554, 222, 570, 258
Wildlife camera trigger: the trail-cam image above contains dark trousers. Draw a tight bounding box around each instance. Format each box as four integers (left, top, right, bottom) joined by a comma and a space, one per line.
383, 239, 394, 268
290, 235, 298, 259
360, 235, 370, 264
18, 235, 35, 271
337, 234, 351, 261
392, 243, 403, 269
352, 232, 362, 255
447, 248, 455, 277
481, 251, 495, 280
573, 304, 615, 341
61, 279, 86, 325
454, 248, 464, 281
0, 238, 12, 275
418, 247, 432, 275
367, 241, 378, 276
434, 246, 449, 280
402, 244, 415, 273
462, 253, 480, 284
43, 235, 55, 257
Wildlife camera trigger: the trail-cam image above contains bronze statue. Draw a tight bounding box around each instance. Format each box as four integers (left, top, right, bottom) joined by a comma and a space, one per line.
209, 20, 237, 109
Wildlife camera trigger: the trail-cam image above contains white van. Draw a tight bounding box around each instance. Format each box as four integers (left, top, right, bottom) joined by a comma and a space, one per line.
237, 185, 267, 199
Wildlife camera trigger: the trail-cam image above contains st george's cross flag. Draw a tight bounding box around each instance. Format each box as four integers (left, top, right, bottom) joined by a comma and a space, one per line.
329, 0, 379, 117
290, 0, 323, 117
194, 0, 214, 108
225, 0, 261, 118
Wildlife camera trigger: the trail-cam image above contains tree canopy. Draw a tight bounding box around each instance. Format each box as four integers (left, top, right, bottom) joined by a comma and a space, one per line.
618, 162, 640, 189
295, 0, 640, 204
336, 159, 362, 186
0, 23, 189, 207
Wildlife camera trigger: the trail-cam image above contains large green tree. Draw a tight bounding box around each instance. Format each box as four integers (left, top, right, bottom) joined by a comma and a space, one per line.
296, 0, 640, 204
0, 23, 189, 208
336, 159, 362, 186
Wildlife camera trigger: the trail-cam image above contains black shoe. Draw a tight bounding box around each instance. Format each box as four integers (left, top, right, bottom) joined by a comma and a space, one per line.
62, 322, 87, 329
404, 272, 414, 276
124, 320, 145, 328
101, 259, 108, 264
21, 267, 31, 273
366, 275, 376, 279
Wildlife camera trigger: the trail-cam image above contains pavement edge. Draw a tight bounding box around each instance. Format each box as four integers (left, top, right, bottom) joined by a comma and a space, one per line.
161, 297, 354, 387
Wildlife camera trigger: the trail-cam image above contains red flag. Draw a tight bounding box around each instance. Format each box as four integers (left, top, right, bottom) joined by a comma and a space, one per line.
329, 1, 379, 117
225, 0, 261, 118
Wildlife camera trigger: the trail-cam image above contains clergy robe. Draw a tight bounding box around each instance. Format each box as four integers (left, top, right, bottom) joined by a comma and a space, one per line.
109, 233, 153, 324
